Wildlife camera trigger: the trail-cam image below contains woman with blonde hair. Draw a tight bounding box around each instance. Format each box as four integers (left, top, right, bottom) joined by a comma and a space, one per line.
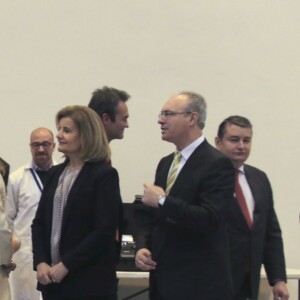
32, 105, 121, 300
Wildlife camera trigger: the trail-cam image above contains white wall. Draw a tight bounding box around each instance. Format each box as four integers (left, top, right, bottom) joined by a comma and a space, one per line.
1, 1, 299, 295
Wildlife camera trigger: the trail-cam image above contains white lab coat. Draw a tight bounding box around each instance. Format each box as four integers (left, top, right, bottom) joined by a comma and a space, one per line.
6, 161, 55, 300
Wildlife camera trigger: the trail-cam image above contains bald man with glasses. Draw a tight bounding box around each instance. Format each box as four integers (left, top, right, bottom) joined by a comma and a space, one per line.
134, 92, 235, 300
6, 127, 56, 300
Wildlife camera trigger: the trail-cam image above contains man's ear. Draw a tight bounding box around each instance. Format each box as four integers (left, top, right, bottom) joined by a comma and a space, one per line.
189, 112, 199, 126
101, 113, 112, 125
215, 137, 220, 148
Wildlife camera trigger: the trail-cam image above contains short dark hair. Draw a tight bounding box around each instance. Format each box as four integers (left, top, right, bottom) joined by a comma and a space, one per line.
217, 115, 252, 139
88, 86, 130, 121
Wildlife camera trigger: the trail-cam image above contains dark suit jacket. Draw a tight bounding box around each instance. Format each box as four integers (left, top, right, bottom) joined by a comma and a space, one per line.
228, 164, 286, 300
32, 161, 121, 298
135, 140, 235, 300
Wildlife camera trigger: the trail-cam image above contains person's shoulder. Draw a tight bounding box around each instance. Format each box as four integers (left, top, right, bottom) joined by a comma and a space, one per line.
160, 152, 175, 161
158, 152, 175, 168
49, 163, 65, 173
42, 163, 66, 182
197, 140, 230, 161
85, 162, 119, 185
9, 162, 31, 181
244, 164, 268, 178
244, 164, 264, 174
85, 161, 117, 175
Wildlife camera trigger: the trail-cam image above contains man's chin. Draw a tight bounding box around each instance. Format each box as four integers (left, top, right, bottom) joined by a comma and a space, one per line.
35, 157, 49, 164
233, 157, 246, 166
161, 135, 171, 143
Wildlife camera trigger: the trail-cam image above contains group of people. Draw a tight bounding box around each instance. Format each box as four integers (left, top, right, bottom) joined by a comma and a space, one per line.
0, 87, 289, 300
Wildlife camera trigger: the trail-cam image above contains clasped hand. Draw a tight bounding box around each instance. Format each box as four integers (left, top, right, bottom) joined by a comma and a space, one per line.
36, 262, 69, 285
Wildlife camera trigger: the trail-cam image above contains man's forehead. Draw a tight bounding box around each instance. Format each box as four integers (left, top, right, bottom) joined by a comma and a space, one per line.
225, 124, 252, 137
162, 95, 188, 110
30, 130, 53, 142
116, 101, 128, 115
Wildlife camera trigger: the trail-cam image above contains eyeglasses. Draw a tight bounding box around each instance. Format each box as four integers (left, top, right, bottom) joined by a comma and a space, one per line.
158, 111, 192, 118
30, 141, 52, 149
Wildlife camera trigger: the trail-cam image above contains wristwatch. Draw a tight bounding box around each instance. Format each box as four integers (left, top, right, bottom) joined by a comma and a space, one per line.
157, 195, 166, 206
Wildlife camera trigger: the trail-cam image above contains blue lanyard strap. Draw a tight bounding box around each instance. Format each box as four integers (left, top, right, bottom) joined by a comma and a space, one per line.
30, 168, 43, 192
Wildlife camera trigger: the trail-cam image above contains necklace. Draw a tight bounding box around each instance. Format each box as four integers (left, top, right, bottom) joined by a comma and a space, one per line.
52, 163, 83, 263
59, 163, 83, 201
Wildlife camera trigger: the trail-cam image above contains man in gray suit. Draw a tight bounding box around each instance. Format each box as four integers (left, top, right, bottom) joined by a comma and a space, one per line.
215, 115, 289, 300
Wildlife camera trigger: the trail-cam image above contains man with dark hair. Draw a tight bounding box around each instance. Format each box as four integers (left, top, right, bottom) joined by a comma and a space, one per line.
88, 86, 130, 142
134, 91, 235, 300
215, 115, 289, 300
88, 86, 130, 267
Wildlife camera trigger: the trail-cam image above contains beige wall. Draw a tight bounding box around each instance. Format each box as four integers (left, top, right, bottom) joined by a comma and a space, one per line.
1, 1, 299, 297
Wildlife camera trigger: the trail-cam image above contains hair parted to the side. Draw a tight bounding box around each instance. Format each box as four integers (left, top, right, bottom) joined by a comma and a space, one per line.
217, 115, 253, 139
56, 105, 111, 162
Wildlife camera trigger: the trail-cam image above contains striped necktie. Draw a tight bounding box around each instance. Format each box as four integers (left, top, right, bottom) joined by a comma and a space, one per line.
166, 151, 182, 194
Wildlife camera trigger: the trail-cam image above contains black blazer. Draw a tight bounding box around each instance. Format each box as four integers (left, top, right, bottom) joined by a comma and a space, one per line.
32, 161, 121, 298
135, 140, 235, 300
228, 164, 287, 300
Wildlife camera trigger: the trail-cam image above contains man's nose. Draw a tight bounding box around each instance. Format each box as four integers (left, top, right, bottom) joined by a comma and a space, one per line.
158, 116, 164, 124
37, 145, 46, 152
237, 141, 245, 148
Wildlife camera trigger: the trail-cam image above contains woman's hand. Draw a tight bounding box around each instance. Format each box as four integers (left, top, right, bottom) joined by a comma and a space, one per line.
49, 262, 69, 283
36, 262, 52, 285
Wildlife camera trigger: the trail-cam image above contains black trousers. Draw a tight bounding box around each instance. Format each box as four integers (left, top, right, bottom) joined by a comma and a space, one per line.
234, 272, 252, 300
41, 285, 117, 300
43, 294, 117, 300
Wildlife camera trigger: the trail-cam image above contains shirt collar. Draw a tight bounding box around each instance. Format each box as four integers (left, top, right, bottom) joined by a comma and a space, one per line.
179, 135, 205, 161
32, 161, 53, 172
237, 164, 245, 174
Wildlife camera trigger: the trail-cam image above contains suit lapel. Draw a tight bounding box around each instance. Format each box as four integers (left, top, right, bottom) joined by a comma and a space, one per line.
167, 141, 208, 196
159, 154, 174, 191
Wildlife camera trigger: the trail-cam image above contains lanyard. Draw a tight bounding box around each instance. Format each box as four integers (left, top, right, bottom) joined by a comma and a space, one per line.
29, 168, 43, 192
